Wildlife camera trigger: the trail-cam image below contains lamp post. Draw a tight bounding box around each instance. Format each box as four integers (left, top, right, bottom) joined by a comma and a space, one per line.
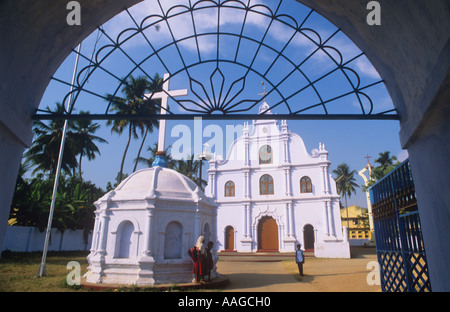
197, 144, 212, 191
37, 44, 81, 277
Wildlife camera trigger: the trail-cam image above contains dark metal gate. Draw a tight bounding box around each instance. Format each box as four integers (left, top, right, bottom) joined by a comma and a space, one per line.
369, 159, 432, 292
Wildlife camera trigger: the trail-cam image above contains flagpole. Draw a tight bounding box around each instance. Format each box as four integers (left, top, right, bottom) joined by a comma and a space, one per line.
37, 43, 81, 277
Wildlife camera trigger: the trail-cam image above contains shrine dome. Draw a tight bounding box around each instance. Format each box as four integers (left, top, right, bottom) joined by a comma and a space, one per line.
110, 166, 205, 201
86, 165, 219, 286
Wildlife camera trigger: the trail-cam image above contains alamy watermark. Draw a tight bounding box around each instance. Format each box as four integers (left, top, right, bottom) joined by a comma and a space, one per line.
66, 1, 381, 27
66, 1, 81, 26
66, 260, 81, 286
367, 1, 381, 26
366, 260, 381, 286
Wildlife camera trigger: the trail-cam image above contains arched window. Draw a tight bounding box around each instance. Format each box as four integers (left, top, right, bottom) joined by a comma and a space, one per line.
225, 181, 235, 197
300, 176, 312, 193
259, 145, 272, 164
164, 221, 182, 259
260, 174, 274, 195
115, 221, 134, 258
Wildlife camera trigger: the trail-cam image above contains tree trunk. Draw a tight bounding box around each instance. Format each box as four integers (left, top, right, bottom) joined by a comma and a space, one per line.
78, 153, 83, 181
133, 127, 148, 172
118, 126, 132, 184
345, 194, 350, 228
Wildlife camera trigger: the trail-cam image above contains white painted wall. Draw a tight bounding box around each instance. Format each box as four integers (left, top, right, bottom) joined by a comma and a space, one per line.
2, 226, 91, 252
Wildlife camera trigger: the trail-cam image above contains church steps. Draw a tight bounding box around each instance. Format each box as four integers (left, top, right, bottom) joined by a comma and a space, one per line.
217, 251, 314, 262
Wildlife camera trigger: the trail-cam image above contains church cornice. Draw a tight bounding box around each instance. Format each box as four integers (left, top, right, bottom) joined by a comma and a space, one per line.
215, 195, 338, 205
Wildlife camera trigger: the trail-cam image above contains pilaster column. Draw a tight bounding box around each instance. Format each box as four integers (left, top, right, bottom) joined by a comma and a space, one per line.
324, 165, 330, 194
90, 212, 100, 254
326, 201, 335, 237
288, 201, 294, 237
142, 207, 155, 257
97, 210, 110, 255
323, 201, 329, 237
243, 204, 249, 237
283, 167, 291, 196
244, 122, 249, 166
208, 171, 216, 199
244, 169, 249, 198
321, 166, 327, 194
285, 202, 290, 237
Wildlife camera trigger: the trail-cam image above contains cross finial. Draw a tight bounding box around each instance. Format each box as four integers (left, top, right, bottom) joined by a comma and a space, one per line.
258, 81, 267, 100
144, 73, 188, 167
364, 154, 372, 164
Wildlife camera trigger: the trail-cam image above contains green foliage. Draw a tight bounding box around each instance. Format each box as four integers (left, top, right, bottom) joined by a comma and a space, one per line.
106, 74, 162, 183
135, 144, 207, 188
10, 171, 104, 239
333, 162, 359, 228
333, 163, 359, 200
24, 103, 79, 176
363, 151, 400, 191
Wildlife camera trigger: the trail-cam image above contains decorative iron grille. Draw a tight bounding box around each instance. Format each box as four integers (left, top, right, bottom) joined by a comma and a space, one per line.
370, 159, 431, 292
34, 0, 398, 121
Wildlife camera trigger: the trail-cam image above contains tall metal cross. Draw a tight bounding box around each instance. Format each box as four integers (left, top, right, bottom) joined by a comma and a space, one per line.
258, 81, 268, 102
144, 73, 188, 153
364, 154, 372, 164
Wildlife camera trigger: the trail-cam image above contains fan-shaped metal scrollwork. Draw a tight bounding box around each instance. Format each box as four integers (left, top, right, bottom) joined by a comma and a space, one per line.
34, 0, 398, 121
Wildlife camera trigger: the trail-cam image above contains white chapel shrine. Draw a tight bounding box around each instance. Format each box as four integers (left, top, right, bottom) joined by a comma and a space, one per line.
85, 74, 219, 285
205, 102, 350, 258
85, 166, 218, 285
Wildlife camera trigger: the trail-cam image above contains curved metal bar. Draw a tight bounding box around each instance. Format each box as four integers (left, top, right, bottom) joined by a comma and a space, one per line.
36, 0, 397, 121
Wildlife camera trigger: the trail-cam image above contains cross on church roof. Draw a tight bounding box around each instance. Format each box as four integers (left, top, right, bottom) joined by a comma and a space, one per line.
144, 73, 188, 153
258, 81, 272, 115
258, 81, 268, 101
364, 154, 372, 164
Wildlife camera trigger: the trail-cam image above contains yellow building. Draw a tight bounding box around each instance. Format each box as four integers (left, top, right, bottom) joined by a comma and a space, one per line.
340, 205, 371, 240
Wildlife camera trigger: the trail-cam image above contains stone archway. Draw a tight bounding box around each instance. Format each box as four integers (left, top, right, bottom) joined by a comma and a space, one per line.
0, 0, 448, 290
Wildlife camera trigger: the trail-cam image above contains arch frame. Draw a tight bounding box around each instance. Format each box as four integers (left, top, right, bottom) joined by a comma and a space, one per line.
1, 0, 449, 291
32, 0, 398, 122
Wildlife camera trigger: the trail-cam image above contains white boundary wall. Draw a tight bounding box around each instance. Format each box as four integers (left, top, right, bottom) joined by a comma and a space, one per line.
2, 226, 91, 252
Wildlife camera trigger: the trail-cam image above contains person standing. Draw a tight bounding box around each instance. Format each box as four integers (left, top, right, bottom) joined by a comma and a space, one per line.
295, 244, 305, 276
205, 241, 214, 281
188, 236, 207, 283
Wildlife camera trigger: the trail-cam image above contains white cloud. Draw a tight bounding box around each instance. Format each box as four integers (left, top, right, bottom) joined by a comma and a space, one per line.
354, 57, 381, 79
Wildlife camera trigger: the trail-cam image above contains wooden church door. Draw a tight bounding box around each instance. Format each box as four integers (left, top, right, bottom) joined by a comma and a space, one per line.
303, 224, 315, 251
225, 226, 234, 251
258, 216, 278, 251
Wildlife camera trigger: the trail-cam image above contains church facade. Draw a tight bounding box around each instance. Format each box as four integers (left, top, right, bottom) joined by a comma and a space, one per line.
205, 103, 350, 258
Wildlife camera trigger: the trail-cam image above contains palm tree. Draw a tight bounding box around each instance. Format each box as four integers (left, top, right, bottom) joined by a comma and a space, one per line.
71, 111, 108, 180
375, 151, 398, 174
366, 151, 400, 183
135, 143, 175, 169
106, 75, 160, 183
132, 73, 163, 172
25, 103, 79, 176
333, 163, 359, 228
174, 154, 207, 188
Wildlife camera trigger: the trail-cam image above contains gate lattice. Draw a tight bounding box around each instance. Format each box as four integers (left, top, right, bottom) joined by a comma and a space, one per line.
369, 159, 432, 292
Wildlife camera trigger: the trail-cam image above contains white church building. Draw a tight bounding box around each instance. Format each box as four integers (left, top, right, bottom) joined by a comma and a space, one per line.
205, 102, 350, 258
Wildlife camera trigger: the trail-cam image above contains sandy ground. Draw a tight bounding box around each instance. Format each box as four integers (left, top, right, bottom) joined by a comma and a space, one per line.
215, 247, 381, 292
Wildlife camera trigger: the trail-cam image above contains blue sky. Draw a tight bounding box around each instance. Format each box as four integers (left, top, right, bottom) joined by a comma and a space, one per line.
35, 0, 406, 208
